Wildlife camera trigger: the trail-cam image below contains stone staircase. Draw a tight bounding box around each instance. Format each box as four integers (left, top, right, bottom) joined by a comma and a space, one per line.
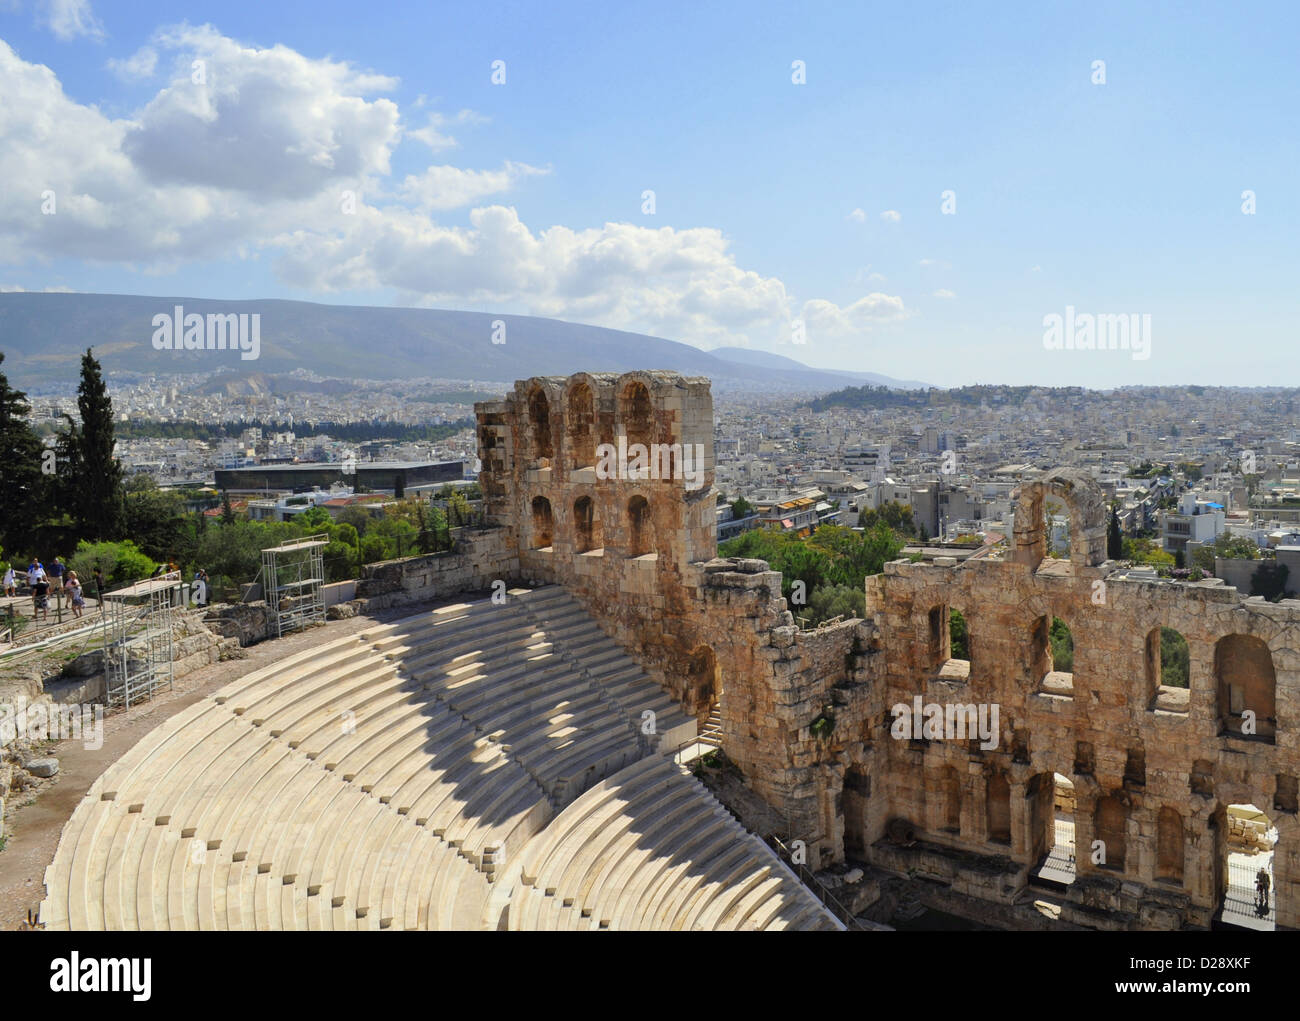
39, 586, 836, 930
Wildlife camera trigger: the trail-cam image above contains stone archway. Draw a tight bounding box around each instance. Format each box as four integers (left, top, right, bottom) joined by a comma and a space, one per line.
530, 496, 553, 549
686, 645, 720, 721
1215, 634, 1277, 742
565, 380, 597, 471
627, 495, 653, 557
527, 386, 553, 462
1011, 469, 1108, 570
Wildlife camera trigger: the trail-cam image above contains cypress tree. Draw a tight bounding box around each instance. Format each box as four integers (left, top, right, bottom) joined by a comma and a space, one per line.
0, 352, 47, 554
1107, 504, 1123, 560
72, 348, 125, 540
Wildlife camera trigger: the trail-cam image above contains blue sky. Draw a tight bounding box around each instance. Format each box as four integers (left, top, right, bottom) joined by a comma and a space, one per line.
1, 0, 1297, 387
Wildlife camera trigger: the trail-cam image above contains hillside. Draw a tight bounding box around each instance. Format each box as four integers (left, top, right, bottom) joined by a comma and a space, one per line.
0, 293, 927, 393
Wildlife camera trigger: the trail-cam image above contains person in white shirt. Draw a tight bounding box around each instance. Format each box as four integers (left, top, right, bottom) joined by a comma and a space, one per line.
2, 565, 15, 598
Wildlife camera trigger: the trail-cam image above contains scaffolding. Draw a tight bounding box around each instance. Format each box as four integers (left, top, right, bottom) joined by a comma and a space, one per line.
101, 571, 183, 709
262, 534, 328, 639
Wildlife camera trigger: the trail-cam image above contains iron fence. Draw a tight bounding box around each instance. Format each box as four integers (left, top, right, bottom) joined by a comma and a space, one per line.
1225, 856, 1274, 924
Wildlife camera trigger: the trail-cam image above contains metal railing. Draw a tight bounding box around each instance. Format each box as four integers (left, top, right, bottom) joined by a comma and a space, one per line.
766, 833, 866, 931
1225, 856, 1274, 924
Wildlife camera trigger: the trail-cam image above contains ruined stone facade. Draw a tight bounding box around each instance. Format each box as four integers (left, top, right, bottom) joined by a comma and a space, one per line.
476, 376, 1300, 929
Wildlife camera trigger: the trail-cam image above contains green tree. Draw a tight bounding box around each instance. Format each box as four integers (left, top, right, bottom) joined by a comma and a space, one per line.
1107, 505, 1123, 560
1049, 617, 1074, 672
802, 584, 866, 627
297, 506, 332, 529
70, 349, 125, 540
950, 609, 969, 660
68, 539, 157, 587
336, 506, 373, 536
123, 475, 190, 563
220, 490, 235, 525
1251, 561, 1291, 602
0, 352, 48, 554
1159, 628, 1189, 688
730, 497, 755, 520
858, 501, 916, 537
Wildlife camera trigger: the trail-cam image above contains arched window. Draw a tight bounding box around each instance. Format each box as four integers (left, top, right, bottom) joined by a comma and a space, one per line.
1094, 795, 1127, 870
627, 495, 652, 556
986, 774, 1011, 845
567, 382, 596, 470
530, 496, 553, 549
1215, 634, 1276, 741
621, 381, 655, 449
527, 387, 553, 461
927, 605, 949, 668
1157, 807, 1184, 882
573, 495, 601, 553
941, 766, 961, 834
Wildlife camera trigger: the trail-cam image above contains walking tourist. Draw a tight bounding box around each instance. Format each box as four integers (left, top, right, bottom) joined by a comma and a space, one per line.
31, 575, 50, 622
65, 571, 85, 619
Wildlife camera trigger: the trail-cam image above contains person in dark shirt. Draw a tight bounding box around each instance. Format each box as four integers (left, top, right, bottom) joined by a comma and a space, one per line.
48, 556, 65, 591
31, 578, 50, 622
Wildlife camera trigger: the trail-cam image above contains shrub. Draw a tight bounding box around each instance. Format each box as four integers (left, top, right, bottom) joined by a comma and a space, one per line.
68, 539, 157, 588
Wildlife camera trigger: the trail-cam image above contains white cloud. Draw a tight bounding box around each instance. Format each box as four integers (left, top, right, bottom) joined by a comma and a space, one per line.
41, 0, 103, 41
407, 109, 486, 151
399, 161, 548, 211
0, 28, 906, 354
0, 284, 74, 291
847, 207, 866, 223
107, 45, 157, 80
880, 209, 901, 223
799, 293, 907, 339
932, 289, 956, 299
121, 24, 401, 198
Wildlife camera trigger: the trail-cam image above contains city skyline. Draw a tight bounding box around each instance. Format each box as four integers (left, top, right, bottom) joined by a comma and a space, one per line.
2, 1, 1297, 389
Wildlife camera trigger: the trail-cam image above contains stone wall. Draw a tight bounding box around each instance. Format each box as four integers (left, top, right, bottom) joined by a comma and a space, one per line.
353, 527, 517, 610
859, 474, 1300, 930
474, 374, 877, 869
476, 371, 719, 712
475, 374, 1300, 928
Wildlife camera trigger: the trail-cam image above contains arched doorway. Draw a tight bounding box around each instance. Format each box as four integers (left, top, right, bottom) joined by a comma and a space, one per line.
843, 765, 871, 858
1029, 772, 1076, 887
687, 645, 720, 723
1217, 802, 1276, 929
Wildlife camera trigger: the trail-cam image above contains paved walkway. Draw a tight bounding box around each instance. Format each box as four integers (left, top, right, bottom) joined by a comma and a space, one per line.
1, 593, 105, 648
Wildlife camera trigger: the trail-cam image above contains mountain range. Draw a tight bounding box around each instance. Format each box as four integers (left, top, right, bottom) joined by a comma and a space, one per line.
0, 292, 929, 393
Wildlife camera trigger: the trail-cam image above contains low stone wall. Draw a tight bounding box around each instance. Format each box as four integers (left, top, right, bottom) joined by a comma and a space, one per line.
354, 527, 518, 611
202, 602, 272, 647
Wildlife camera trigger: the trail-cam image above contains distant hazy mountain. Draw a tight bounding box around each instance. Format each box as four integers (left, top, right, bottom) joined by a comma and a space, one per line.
707, 346, 929, 389
0, 292, 929, 393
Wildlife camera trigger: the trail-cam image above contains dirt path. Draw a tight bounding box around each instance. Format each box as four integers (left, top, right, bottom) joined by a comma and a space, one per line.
0, 612, 387, 930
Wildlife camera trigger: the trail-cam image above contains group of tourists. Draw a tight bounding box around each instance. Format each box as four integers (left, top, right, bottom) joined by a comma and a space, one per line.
2, 556, 93, 623
4, 556, 209, 626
